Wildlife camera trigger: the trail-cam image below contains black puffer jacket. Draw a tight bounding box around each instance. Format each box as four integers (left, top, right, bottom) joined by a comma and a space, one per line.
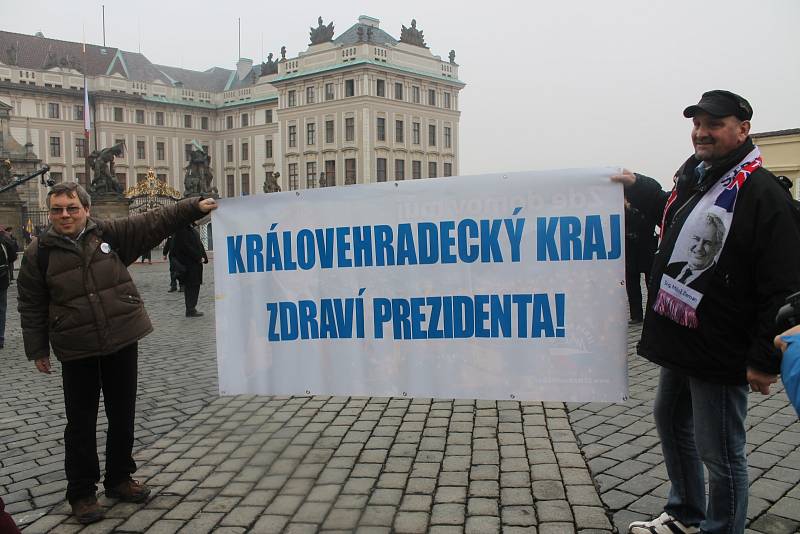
627, 139, 800, 384
17, 198, 205, 362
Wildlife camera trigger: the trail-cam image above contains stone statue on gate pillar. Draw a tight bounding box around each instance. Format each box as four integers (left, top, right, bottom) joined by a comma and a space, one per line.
88, 142, 125, 196
87, 142, 131, 219
263, 171, 281, 193
184, 146, 218, 197
0, 160, 12, 187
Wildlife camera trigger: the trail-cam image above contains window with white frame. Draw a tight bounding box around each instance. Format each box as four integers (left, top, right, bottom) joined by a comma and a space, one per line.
288, 163, 298, 190
306, 161, 317, 188
307, 123, 316, 146
376, 158, 387, 182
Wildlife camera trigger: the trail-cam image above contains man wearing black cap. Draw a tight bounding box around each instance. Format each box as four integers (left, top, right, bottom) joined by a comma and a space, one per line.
613, 91, 800, 534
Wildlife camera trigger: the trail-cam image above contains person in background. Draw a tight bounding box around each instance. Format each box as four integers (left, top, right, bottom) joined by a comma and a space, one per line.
3, 226, 19, 280
624, 199, 657, 324
0, 496, 22, 534
162, 234, 181, 292
775, 322, 800, 417
171, 223, 208, 317
0, 225, 19, 348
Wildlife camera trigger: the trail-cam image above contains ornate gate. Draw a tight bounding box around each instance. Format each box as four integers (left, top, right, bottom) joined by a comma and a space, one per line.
124, 169, 213, 250
20, 207, 49, 244
125, 169, 181, 214
125, 169, 182, 251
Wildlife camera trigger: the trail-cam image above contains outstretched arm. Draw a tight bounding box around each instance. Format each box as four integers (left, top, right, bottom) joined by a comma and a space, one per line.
100, 198, 218, 265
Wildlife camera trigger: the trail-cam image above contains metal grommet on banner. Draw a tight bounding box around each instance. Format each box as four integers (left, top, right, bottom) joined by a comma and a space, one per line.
296, 191, 300, 196
510, 394, 516, 400
394, 183, 399, 188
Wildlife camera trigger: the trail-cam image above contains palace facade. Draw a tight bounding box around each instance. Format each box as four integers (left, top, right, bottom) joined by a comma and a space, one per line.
0, 15, 464, 207
752, 128, 800, 199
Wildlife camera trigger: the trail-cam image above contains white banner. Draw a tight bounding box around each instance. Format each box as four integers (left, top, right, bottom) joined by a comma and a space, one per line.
212, 168, 628, 402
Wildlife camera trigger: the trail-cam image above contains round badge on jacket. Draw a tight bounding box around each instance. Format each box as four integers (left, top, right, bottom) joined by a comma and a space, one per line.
100, 242, 111, 254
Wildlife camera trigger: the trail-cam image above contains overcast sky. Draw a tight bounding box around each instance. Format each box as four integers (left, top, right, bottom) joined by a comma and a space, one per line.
4, 0, 799, 185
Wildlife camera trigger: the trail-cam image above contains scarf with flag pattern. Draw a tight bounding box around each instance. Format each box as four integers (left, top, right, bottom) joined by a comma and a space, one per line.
653, 146, 762, 328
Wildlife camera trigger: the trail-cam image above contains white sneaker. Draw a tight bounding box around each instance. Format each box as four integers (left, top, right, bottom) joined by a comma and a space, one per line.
628, 512, 700, 534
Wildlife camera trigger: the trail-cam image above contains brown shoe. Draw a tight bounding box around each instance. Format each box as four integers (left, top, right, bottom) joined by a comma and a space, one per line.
105, 479, 151, 503
71, 496, 104, 524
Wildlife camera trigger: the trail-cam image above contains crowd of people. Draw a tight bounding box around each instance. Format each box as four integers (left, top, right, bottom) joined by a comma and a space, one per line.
1, 89, 799, 534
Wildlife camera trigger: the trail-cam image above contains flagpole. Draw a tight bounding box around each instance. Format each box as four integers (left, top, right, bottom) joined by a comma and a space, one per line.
83, 28, 91, 189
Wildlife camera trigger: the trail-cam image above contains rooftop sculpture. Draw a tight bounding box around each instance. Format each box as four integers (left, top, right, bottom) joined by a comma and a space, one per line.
400, 19, 426, 48
260, 52, 279, 76
310, 17, 335, 45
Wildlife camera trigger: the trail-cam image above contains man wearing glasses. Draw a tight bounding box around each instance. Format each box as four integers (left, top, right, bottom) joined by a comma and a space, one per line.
16, 182, 217, 524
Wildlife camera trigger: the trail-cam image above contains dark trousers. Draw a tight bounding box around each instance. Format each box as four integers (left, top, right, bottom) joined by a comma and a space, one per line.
0, 286, 7, 345
61, 343, 138, 503
625, 241, 650, 321
184, 284, 200, 313
626, 269, 647, 321
168, 257, 179, 290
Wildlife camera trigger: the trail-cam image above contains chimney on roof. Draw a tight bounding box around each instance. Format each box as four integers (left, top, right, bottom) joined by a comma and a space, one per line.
236, 58, 253, 81
358, 16, 380, 28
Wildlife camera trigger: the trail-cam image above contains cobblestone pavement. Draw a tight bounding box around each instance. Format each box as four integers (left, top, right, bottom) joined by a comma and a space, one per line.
1, 260, 219, 529
1, 261, 797, 533
568, 325, 800, 534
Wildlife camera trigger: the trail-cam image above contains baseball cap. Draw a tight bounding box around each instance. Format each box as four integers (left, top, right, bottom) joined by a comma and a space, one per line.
683, 90, 753, 121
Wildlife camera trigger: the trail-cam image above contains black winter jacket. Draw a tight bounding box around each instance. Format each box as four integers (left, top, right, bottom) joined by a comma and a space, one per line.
627, 139, 800, 384
0, 232, 18, 290
171, 225, 207, 286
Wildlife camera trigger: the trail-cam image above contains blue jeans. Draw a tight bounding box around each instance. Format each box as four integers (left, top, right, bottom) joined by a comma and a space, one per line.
654, 366, 748, 534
